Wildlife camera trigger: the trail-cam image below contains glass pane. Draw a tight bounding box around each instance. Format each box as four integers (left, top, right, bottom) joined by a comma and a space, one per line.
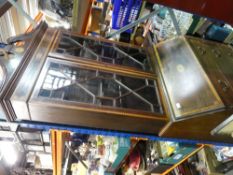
156, 37, 223, 118
0, 64, 5, 91
56, 34, 152, 72
18, 132, 42, 145
38, 61, 162, 114
25, 145, 44, 152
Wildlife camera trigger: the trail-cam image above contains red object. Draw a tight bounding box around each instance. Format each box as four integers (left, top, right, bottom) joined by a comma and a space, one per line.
129, 149, 141, 171
147, 0, 233, 25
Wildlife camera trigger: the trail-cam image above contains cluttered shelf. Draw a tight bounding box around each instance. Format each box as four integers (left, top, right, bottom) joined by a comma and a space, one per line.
52, 129, 229, 175
1, 121, 233, 175
51, 129, 233, 175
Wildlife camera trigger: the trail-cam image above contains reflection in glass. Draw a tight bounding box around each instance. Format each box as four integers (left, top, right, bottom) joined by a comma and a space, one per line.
56, 34, 152, 72
38, 62, 162, 114
0, 64, 5, 91
156, 38, 223, 118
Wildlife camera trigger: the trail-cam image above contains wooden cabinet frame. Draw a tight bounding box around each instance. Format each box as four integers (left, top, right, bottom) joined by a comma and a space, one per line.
1, 22, 232, 143
7, 25, 168, 134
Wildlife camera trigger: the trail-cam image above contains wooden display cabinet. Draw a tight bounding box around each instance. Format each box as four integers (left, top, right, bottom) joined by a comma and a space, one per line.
153, 36, 233, 142
2, 22, 167, 134
1, 22, 232, 143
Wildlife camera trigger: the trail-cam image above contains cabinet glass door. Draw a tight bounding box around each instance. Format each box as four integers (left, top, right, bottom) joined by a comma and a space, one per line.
155, 37, 224, 119
55, 33, 153, 72
31, 57, 163, 116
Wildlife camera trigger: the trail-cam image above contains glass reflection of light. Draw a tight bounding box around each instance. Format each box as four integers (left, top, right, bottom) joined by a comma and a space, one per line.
0, 66, 4, 88
166, 70, 203, 98
178, 71, 203, 98
0, 141, 18, 165
9, 57, 20, 70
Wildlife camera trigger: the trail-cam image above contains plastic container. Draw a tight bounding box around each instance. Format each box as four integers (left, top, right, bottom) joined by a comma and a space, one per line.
206, 25, 231, 42
112, 0, 142, 33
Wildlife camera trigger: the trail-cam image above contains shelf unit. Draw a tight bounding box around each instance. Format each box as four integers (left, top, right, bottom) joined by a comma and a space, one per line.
1, 120, 233, 175
49, 125, 205, 175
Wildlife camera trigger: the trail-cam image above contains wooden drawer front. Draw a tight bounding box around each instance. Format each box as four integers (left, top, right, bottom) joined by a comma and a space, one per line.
210, 44, 233, 106
188, 37, 233, 107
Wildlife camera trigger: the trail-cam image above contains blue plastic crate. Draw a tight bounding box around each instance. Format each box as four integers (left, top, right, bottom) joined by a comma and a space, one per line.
0, 43, 7, 48
206, 25, 231, 42
112, 0, 142, 33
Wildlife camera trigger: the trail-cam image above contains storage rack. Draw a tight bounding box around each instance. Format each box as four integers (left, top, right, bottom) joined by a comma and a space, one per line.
1, 120, 233, 175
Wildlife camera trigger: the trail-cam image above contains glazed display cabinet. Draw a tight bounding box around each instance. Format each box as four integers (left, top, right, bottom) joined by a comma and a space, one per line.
0, 22, 232, 143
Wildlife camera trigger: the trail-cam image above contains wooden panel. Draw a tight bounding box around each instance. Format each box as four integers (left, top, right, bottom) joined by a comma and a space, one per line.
48, 53, 156, 80
160, 109, 233, 143
187, 37, 233, 107
58, 30, 142, 50
155, 36, 233, 143
9, 27, 57, 120
1, 23, 49, 120
29, 101, 167, 135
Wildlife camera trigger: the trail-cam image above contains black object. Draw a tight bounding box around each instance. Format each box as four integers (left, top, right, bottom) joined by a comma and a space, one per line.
216, 160, 233, 173
119, 32, 131, 43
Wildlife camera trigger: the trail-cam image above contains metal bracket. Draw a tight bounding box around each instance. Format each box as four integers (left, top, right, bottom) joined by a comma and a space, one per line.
167, 8, 182, 35
106, 8, 165, 39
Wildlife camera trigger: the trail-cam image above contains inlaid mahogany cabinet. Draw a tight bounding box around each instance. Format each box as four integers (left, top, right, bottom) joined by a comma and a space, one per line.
0, 22, 232, 143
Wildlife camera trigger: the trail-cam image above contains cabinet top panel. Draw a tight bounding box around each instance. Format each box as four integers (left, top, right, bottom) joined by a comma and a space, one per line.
154, 37, 224, 119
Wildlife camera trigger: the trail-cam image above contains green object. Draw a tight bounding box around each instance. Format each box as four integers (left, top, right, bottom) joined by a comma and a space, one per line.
72, 0, 79, 31
158, 8, 167, 19
187, 15, 201, 35
159, 146, 196, 165
105, 137, 131, 175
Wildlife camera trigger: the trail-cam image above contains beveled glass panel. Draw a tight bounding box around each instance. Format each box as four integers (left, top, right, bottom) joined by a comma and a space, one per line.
156, 37, 223, 119
37, 60, 162, 114
56, 33, 152, 72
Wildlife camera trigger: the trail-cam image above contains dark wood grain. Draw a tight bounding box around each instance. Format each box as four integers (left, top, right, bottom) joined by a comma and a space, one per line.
160, 109, 233, 143
159, 37, 233, 143
187, 37, 233, 107
3, 25, 233, 143
29, 101, 167, 135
